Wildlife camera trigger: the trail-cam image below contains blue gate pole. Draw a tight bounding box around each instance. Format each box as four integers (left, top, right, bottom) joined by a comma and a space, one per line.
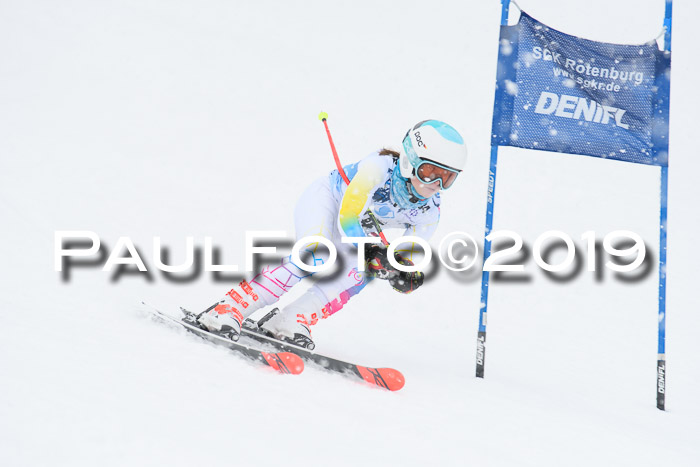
476, 0, 511, 378
657, 0, 672, 412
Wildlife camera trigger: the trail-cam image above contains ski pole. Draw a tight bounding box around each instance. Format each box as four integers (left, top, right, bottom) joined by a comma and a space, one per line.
318, 112, 389, 246
319, 112, 350, 185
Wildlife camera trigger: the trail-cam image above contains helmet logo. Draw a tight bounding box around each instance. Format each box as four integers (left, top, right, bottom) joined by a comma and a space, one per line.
414, 131, 427, 148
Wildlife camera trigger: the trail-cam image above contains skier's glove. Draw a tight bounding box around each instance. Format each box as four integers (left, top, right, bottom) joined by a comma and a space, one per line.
365, 244, 424, 294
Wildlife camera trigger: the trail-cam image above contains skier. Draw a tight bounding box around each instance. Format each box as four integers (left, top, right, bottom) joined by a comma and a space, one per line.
197, 119, 468, 349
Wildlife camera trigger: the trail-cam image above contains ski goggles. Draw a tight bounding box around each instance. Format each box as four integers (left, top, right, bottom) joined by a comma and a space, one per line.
415, 159, 460, 190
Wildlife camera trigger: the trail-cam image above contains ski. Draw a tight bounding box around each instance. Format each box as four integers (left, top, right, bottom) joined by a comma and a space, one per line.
143, 302, 304, 375
234, 313, 405, 391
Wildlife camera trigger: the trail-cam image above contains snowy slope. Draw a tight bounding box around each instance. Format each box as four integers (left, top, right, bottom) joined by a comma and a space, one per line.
1, 0, 699, 466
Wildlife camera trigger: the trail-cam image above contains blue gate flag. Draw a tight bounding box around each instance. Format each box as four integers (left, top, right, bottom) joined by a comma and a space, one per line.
492, 12, 671, 166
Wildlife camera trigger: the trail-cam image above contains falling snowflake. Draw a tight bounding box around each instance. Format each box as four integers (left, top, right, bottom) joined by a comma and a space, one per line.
505, 80, 518, 96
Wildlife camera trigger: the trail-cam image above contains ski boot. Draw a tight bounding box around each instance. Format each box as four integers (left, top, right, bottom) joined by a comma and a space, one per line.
195, 280, 265, 341
257, 308, 316, 350
195, 303, 244, 341
258, 289, 328, 350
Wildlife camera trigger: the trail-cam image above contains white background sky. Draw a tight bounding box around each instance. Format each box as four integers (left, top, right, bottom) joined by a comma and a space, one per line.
1, 1, 699, 466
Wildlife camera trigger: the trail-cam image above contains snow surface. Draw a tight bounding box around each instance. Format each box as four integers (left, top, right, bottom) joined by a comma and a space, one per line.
2, 0, 699, 466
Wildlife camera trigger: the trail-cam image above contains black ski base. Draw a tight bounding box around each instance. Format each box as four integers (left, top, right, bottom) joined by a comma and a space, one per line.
174, 306, 405, 391
143, 302, 303, 375
241, 318, 364, 377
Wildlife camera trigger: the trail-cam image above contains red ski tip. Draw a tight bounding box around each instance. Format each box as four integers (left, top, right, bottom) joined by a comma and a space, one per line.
356, 366, 405, 391
262, 352, 305, 375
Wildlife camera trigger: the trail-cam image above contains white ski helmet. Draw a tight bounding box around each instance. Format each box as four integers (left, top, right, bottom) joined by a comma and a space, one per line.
399, 120, 468, 183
